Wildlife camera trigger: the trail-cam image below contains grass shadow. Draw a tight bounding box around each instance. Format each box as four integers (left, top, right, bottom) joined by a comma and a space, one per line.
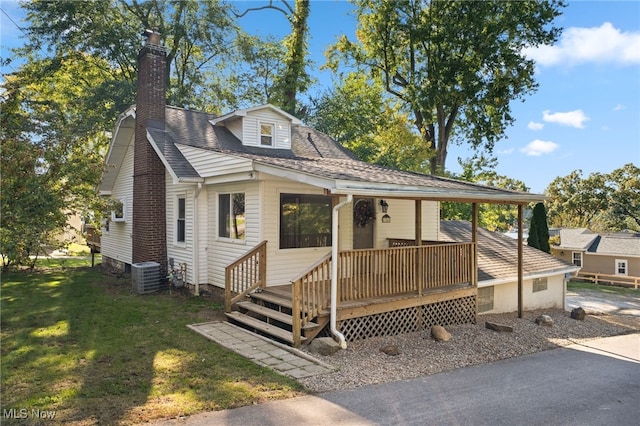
1, 266, 304, 424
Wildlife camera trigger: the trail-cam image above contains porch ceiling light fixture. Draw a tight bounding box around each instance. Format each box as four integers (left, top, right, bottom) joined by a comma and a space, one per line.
380, 200, 390, 223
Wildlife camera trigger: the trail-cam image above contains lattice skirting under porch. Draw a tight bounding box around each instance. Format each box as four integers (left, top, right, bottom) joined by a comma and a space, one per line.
339, 295, 477, 342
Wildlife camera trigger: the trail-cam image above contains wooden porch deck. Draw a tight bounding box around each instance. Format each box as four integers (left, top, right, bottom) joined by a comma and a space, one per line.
224, 240, 478, 347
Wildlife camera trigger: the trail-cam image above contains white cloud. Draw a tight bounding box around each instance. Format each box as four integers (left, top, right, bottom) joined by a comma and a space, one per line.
521, 140, 559, 156
523, 22, 640, 67
542, 109, 589, 129
613, 104, 625, 111
528, 121, 544, 130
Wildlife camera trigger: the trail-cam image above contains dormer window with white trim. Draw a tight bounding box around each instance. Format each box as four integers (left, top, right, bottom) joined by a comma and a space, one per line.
260, 122, 274, 146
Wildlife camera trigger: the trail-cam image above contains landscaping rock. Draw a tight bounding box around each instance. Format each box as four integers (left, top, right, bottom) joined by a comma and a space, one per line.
431, 325, 451, 342
571, 307, 586, 321
485, 321, 513, 332
380, 345, 400, 356
535, 315, 554, 327
308, 337, 341, 356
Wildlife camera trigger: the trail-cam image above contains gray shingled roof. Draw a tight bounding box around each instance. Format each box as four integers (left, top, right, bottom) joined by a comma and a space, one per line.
556, 228, 599, 250
590, 233, 640, 257
440, 221, 577, 283
138, 106, 546, 202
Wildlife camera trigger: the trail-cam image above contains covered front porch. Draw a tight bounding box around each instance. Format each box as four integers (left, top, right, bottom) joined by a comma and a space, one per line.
225, 236, 478, 347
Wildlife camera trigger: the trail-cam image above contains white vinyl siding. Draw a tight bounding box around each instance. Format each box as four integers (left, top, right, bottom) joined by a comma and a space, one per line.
166, 179, 196, 284
375, 199, 439, 247
242, 109, 292, 149
207, 182, 260, 288
263, 179, 333, 286
177, 145, 253, 178
100, 141, 134, 265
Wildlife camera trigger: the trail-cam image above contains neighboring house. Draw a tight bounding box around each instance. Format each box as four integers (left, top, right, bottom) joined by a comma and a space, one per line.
99, 31, 549, 347
552, 228, 640, 280
442, 221, 578, 314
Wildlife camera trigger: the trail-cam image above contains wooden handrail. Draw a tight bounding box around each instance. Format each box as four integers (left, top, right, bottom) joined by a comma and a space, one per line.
291, 252, 332, 347
225, 240, 268, 312
338, 243, 475, 302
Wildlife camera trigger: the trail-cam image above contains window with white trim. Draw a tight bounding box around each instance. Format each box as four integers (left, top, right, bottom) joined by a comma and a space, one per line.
572, 252, 582, 267
219, 193, 245, 240
615, 259, 628, 276
176, 196, 186, 243
260, 122, 274, 146
111, 198, 126, 222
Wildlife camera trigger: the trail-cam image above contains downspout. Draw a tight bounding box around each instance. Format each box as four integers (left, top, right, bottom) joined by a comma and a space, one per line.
193, 182, 203, 296
331, 194, 352, 349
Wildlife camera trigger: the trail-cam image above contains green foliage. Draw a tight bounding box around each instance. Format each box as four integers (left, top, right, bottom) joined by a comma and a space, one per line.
1, 55, 111, 268
328, 0, 565, 174
527, 203, 550, 253
233, 0, 312, 115
441, 156, 529, 232
305, 72, 430, 172
545, 164, 638, 232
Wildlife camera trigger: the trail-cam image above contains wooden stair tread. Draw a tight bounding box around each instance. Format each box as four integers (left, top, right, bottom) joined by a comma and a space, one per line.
248, 290, 293, 309
237, 301, 319, 329
225, 311, 306, 344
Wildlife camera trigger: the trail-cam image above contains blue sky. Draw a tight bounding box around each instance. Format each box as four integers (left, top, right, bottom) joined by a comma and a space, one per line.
2, 1, 639, 194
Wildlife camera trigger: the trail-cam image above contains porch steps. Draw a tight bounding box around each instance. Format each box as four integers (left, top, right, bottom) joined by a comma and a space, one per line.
236, 301, 319, 330
225, 311, 306, 345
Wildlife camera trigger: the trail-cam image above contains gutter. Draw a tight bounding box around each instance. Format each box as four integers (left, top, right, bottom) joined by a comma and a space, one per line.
330, 194, 352, 349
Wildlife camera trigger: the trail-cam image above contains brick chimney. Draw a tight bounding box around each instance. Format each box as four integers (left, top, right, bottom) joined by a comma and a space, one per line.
132, 29, 168, 272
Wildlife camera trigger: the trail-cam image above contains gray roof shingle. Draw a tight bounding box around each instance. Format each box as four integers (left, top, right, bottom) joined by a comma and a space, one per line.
144, 105, 544, 202
440, 221, 577, 282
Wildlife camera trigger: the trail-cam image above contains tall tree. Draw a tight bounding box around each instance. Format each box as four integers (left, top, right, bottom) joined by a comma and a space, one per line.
441, 156, 529, 232
234, 0, 312, 115
527, 203, 550, 253
605, 163, 640, 231
21, 0, 240, 111
545, 170, 609, 229
305, 72, 428, 171
328, 0, 565, 175
1, 55, 109, 267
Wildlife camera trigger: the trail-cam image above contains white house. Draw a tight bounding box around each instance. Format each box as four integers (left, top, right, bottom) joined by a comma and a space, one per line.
98, 30, 572, 347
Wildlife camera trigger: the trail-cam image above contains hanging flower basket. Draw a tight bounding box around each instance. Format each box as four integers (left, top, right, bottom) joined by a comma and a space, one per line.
354, 199, 375, 227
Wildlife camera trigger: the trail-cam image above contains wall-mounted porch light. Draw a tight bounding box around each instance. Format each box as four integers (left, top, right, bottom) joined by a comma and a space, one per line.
380, 199, 391, 223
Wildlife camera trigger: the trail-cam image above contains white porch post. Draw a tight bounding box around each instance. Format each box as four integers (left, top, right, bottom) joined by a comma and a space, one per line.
330, 194, 352, 349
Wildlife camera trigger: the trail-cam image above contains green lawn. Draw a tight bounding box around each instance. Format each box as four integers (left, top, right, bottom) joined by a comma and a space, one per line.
1, 264, 304, 424
567, 280, 638, 296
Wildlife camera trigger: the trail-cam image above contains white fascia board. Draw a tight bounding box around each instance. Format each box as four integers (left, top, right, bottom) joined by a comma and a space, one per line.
210, 104, 302, 126
253, 162, 336, 189
146, 130, 181, 183
99, 190, 112, 196
478, 266, 581, 287
331, 181, 546, 203
203, 171, 258, 185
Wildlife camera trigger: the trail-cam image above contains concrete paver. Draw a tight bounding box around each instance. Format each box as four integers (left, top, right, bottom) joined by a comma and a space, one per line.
187, 321, 334, 379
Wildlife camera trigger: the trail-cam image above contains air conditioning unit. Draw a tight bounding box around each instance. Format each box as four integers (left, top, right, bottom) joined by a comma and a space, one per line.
132, 262, 161, 294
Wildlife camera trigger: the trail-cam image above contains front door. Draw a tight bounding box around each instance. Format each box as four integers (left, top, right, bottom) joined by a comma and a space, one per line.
353, 198, 375, 249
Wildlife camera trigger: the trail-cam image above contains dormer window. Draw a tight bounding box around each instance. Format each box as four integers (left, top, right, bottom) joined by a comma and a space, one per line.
260, 122, 274, 146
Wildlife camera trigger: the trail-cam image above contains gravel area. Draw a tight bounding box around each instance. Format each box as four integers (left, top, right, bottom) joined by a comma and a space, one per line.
299, 309, 640, 393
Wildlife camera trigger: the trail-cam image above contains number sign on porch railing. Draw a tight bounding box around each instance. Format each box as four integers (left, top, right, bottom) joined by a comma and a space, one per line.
224, 240, 267, 312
